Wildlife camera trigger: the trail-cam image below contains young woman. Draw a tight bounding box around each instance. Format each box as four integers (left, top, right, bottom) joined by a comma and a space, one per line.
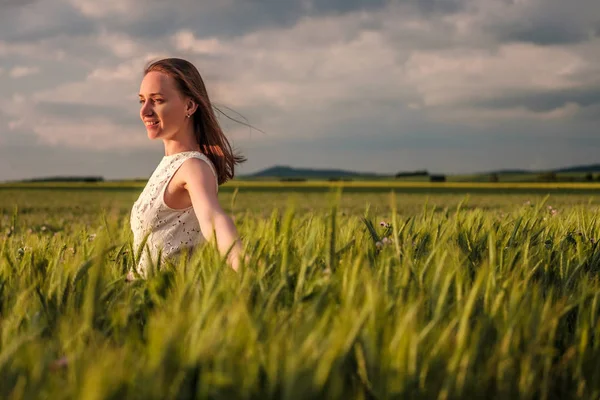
130, 57, 246, 277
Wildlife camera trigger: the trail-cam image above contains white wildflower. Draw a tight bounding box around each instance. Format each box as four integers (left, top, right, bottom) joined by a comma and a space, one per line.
125, 271, 136, 282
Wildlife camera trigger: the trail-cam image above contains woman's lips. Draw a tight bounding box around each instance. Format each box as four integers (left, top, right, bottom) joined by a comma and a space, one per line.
145, 120, 160, 131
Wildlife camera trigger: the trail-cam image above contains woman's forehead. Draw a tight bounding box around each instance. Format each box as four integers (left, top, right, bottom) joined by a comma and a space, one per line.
139, 71, 176, 94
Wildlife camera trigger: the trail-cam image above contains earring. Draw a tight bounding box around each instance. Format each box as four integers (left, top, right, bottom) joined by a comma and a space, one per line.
186, 114, 191, 118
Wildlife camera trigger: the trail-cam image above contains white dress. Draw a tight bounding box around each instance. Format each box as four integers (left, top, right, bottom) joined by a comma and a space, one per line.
130, 151, 219, 276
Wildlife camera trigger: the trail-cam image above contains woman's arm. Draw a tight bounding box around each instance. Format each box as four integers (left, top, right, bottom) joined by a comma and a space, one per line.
180, 158, 243, 271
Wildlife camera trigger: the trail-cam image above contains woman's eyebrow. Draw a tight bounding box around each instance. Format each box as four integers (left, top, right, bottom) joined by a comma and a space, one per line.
138, 92, 164, 97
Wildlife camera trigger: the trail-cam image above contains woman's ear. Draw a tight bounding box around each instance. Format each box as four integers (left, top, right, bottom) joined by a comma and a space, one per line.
186, 99, 198, 116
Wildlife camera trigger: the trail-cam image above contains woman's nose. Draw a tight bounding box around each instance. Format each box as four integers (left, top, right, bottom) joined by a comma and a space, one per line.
140, 101, 153, 116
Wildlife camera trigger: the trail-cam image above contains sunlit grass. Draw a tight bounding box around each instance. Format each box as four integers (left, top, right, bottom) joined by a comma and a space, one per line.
1, 189, 600, 399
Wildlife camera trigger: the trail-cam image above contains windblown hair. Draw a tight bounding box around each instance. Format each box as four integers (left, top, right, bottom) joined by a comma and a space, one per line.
144, 58, 246, 185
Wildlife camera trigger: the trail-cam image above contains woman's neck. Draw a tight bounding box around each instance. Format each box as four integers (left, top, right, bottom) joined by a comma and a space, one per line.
163, 137, 200, 156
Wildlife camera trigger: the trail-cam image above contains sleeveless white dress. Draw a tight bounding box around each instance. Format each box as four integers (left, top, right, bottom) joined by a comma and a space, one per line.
130, 151, 219, 276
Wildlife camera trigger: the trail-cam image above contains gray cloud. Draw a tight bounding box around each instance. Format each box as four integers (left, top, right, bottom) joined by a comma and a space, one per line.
503, 22, 590, 46
0, 108, 39, 147
35, 101, 140, 126
577, 103, 600, 121
0, 0, 93, 42
0, 141, 163, 181
482, 0, 600, 45
2, 0, 600, 181
0, 0, 37, 9
0, 127, 40, 147
407, 0, 465, 15
99, 0, 392, 40
472, 87, 600, 114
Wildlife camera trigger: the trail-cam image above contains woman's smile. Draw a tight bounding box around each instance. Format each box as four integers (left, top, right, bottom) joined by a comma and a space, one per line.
144, 120, 159, 127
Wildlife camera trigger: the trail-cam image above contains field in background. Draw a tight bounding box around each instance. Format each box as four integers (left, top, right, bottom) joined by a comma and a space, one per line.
1, 181, 599, 221
1, 183, 600, 398
2, 179, 600, 191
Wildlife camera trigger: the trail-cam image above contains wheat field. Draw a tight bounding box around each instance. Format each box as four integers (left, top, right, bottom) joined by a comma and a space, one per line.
1, 185, 599, 399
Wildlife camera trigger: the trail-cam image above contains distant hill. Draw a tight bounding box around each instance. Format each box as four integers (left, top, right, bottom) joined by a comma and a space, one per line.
553, 164, 600, 173
246, 165, 385, 179
480, 164, 600, 175
483, 169, 530, 175
16, 176, 104, 183
245, 163, 600, 179
5, 163, 599, 183
484, 164, 600, 175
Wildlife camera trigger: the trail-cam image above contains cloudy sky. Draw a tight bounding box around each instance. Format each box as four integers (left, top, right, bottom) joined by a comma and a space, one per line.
1, 0, 599, 181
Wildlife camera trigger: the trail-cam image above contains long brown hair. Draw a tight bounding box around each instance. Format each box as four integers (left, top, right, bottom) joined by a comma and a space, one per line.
144, 57, 246, 185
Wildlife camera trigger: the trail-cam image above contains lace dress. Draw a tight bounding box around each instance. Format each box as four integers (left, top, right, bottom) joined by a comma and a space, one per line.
130, 151, 219, 276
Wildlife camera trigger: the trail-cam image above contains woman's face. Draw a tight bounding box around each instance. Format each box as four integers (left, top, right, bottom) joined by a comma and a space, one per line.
138, 71, 190, 140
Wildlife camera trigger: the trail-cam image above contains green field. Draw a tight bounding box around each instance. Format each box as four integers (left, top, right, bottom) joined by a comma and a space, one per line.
1, 182, 600, 399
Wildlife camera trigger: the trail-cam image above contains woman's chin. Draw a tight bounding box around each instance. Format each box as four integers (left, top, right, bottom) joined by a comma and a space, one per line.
146, 128, 161, 139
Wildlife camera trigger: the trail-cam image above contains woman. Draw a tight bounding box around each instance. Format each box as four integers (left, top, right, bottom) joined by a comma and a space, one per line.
130, 57, 245, 277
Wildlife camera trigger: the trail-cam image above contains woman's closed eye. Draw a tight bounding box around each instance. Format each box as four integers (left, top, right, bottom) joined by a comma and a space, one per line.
138, 98, 164, 104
